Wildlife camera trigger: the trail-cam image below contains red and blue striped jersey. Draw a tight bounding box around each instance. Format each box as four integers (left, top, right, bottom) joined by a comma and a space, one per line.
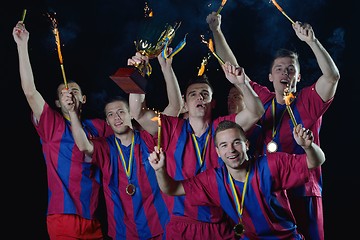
91, 130, 170, 240
250, 81, 333, 197
160, 114, 235, 223
33, 103, 112, 219
183, 152, 310, 240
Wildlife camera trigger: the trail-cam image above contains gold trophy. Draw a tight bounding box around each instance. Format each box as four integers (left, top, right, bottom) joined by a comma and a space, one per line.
110, 19, 181, 94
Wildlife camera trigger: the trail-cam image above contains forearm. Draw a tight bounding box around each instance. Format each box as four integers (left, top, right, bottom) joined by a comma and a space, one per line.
234, 79, 264, 130
212, 29, 238, 66
308, 38, 340, 81
155, 168, 185, 196
69, 111, 94, 155
161, 66, 182, 117
304, 142, 326, 169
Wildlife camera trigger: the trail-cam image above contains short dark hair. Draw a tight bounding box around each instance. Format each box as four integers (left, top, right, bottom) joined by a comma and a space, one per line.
214, 120, 247, 146
270, 48, 300, 72
103, 95, 129, 115
183, 74, 214, 101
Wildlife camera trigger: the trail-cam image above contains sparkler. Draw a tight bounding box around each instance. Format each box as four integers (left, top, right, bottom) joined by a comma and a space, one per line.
270, 0, 295, 25
21, 9, 27, 22
283, 88, 297, 126
198, 57, 208, 76
47, 13, 68, 89
216, 0, 227, 15
151, 111, 162, 149
200, 36, 225, 64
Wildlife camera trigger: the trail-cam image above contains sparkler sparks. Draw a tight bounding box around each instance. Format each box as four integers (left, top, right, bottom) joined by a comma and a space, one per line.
46, 12, 68, 89
200, 35, 225, 64
283, 87, 297, 126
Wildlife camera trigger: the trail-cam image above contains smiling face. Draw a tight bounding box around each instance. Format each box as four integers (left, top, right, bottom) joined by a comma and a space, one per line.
105, 100, 132, 134
215, 127, 249, 170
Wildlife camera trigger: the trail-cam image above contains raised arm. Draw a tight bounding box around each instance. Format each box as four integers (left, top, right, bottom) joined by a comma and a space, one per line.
293, 124, 325, 169
221, 62, 264, 131
148, 147, 185, 196
206, 12, 238, 66
62, 89, 94, 160
293, 21, 340, 101
13, 21, 45, 121
129, 49, 182, 135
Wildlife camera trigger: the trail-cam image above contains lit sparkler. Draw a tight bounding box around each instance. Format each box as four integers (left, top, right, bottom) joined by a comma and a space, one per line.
46, 13, 68, 89
151, 111, 162, 149
270, 0, 295, 25
283, 87, 297, 126
198, 57, 208, 76
216, 0, 227, 15
201, 35, 225, 64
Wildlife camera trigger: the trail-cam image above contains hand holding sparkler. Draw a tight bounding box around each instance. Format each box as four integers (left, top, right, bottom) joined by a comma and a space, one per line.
216, 0, 227, 15
270, 0, 295, 25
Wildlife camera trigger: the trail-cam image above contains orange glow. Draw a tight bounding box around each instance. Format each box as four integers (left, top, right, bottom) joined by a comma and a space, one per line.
284, 92, 295, 106
47, 13, 68, 88
208, 38, 215, 52
221, 0, 227, 6
271, 0, 283, 12
198, 57, 207, 76
270, 0, 295, 24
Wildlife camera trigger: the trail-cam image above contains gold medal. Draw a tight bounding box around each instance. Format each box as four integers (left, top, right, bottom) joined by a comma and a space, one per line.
266, 140, 278, 153
233, 222, 245, 236
126, 184, 136, 196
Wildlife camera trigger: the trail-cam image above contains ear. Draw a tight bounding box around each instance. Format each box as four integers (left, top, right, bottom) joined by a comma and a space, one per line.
245, 140, 250, 151
296, 73, 301, 82
215, 147, 220, 157
268, 73, 273, 82
106, 118, 110, 125
81, 95, 87, 104
55, 99, 61, 108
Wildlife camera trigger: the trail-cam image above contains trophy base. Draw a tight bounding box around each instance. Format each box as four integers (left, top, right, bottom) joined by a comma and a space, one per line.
110, 67, 147, 94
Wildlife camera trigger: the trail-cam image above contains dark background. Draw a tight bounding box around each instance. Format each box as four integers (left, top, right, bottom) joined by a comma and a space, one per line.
2, 0, 358, 239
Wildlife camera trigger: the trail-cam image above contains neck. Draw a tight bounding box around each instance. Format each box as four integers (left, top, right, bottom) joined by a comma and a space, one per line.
115, 130, 134, 146
189, 117, 210, 137
227, 162, 249, 182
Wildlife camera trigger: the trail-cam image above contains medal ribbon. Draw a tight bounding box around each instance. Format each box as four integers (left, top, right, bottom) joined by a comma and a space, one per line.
270, 98, 287, 139
228, 169, 250, 221
191, 130, 210, 168
115, 134, 135, 180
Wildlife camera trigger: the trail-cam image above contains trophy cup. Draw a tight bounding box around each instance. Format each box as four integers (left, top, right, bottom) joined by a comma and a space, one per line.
110, 20, 181, 94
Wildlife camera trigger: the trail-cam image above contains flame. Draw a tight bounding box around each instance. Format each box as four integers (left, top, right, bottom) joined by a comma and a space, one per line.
46, 13, 63, 64
200, 35, 225, 64
46, 12, 67, 88
198, 57, 207, 76
144, 1, 153, 18
208, 38, 215, 52
269, 0, 295, 24
284, 92, 295, 106
221, 0, 227, 7
271, 0, 283, 12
